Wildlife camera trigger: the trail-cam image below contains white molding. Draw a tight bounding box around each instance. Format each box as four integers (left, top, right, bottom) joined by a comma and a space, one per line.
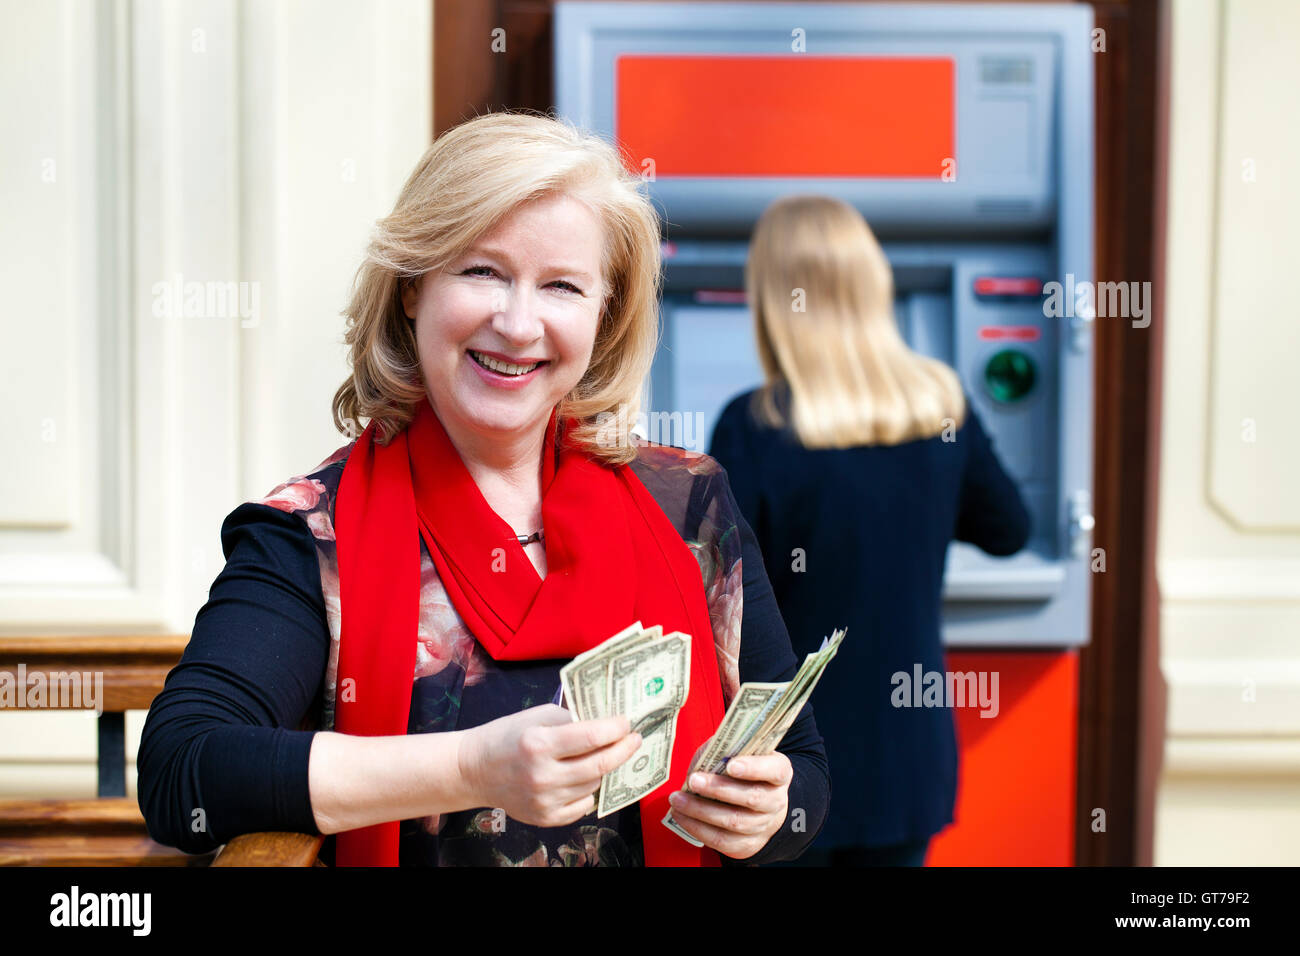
1160, 558, 1300, 602
0, 553, 128, 588
235, 0, 433, 501
1163, 657, 1300, 735
1163, 738, 1300, 778
1205, 0, 1300, 532
1155, 5, 1300, 863
0, 0, 433, 790
126, 0, 245, 633
1, 0, 432, 638
0, 0, 155, 629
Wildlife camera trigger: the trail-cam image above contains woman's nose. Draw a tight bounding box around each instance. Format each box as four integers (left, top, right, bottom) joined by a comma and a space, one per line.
488, 284, 545, 343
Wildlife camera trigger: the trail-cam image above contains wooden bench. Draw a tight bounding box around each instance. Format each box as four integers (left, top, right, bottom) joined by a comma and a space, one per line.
0, 636, 323, 866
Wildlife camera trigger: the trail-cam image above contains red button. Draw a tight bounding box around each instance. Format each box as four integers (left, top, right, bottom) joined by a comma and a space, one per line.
979, 326, 1041, 341
974, 277, 1043, 297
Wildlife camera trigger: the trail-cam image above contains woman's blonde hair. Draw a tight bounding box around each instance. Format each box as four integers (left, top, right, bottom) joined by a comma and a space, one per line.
746, 195, 966, 447
332, 109, 662, 465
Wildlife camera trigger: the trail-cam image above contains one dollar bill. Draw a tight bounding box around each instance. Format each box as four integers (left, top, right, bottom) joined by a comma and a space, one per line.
558, 621, 692, 817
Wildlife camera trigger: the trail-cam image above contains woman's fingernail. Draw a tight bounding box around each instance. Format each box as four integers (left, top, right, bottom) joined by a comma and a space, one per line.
689, 773, 707, 790
669, 792, 684, 807
728, 760, 745, 775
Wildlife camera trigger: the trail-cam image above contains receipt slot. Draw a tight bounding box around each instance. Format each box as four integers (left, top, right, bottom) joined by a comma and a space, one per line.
556, 2, 1094, 864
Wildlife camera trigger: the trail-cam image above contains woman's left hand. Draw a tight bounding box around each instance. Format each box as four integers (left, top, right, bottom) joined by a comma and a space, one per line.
666, 750, 793, 860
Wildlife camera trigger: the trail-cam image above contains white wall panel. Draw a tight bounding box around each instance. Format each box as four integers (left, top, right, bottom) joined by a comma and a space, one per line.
1156, 0, 1300, 865
0, 0, 432, 797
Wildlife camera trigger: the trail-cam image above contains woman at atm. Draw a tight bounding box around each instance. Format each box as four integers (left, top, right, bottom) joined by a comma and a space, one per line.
708, 195, 1031, 866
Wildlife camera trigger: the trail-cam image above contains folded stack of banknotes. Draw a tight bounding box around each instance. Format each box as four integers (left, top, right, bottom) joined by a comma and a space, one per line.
557, 621, 847, 838
662, 626, 847, 846
558, 621, 692, 817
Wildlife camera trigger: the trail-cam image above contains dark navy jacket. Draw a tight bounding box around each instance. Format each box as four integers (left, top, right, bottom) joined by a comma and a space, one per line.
709, 387, 1030, 847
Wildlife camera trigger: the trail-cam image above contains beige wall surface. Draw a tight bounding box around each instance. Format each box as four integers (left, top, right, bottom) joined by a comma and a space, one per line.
1156, 0, 1300, 865
0, 0, 432, 798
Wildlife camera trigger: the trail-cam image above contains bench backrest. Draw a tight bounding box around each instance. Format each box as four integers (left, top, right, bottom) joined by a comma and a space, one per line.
0, 635, 321, 866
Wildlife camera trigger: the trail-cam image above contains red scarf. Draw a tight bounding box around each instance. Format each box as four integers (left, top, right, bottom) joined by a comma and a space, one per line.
332, 396, 725, 866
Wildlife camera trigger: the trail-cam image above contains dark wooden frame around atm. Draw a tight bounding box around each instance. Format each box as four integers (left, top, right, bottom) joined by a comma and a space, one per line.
430, 0, 1169, 869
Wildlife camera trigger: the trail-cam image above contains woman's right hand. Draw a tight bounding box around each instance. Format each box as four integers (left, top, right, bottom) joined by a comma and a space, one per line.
457, 704, 642, 828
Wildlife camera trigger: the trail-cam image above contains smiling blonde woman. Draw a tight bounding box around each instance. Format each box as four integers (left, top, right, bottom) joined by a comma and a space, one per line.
138, 111, 829, 868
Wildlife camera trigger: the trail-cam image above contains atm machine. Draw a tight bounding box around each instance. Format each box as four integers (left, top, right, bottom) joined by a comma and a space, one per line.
556, 1, 1094, 865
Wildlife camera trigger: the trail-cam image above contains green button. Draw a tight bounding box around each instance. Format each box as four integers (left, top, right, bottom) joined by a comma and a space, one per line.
984, 349, 1036, 403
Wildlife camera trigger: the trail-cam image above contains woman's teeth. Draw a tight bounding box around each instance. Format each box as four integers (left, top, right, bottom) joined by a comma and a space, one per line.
469, 350, 543, 376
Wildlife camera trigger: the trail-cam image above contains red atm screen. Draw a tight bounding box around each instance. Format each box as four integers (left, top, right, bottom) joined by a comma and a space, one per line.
615, 55, 955, 178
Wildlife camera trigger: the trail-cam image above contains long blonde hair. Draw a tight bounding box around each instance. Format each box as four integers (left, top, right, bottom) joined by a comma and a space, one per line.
332, 110, 662, 465
747, 195, 966, 447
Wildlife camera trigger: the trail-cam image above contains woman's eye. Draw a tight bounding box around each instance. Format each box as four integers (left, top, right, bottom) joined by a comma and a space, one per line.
461, 265, 580, 295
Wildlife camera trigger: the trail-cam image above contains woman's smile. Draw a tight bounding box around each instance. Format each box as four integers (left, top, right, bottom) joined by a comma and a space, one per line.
465, 348, 551, 390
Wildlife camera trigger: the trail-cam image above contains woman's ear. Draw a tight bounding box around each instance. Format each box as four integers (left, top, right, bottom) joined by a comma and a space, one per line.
401, 276, 420, 320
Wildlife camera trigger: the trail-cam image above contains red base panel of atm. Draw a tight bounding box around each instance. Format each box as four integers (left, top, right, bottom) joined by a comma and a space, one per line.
924, 650, 1078, 866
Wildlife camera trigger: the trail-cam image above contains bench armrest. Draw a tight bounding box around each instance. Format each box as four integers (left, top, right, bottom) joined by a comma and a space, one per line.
211, 831, 324, 867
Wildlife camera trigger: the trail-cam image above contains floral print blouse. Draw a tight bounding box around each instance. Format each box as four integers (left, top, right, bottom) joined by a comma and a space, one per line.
253, 436, 748, 867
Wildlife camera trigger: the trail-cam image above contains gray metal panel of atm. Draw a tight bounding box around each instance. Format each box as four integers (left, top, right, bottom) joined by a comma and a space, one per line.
554, 2, 1095, 647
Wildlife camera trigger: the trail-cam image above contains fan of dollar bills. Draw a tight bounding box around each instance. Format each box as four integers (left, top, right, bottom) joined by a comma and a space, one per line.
557, 621, 847, 838
662, 626, 847, 846
558, 621, 692, 817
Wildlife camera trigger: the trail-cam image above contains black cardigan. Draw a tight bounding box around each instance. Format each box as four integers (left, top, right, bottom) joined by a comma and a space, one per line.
136, 442, 830, 866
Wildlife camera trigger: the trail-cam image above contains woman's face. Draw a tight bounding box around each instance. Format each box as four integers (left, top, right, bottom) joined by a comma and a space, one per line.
403, 191, 607, 452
